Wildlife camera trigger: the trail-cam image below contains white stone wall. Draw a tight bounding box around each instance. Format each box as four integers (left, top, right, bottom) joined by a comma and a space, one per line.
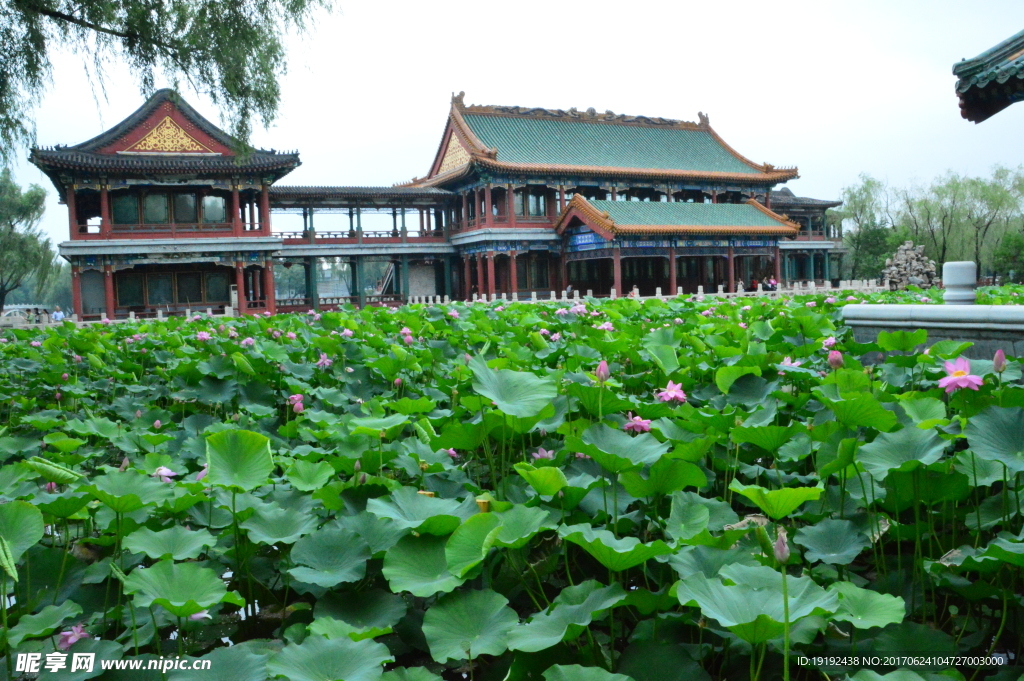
409, 264, 436, 297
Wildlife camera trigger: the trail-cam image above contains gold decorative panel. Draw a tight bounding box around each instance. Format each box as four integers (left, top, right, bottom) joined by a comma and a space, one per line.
126, 116, 213, 153
438, 133, 470, 173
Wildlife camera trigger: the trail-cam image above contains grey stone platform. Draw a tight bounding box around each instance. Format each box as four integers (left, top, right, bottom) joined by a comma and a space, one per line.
841, 304, 1024, 358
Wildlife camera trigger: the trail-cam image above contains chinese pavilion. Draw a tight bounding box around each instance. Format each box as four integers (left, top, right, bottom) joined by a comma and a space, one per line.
32, 90, 842, 320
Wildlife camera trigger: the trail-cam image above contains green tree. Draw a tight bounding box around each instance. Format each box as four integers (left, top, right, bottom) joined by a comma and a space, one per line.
992, 230, 1024, 282
830, 174, 893, 280
0, 168, 58, 312
1, 0, 330, 161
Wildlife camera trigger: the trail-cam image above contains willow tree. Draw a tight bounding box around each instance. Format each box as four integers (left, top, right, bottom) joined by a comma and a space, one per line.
0, 169, 57, 312
0, 0, 330, 161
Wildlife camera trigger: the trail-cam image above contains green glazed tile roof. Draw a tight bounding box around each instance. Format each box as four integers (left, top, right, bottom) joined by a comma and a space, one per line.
589, 201, 788, 228
462, 114, 762, 174
954, 29, 1024, 94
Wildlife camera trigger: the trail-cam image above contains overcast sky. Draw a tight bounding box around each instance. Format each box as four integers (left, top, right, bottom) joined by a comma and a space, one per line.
12, 0, 1024, 243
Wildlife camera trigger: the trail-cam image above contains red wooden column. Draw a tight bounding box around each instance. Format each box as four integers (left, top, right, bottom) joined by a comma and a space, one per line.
66, 186, 79, 237
484, 184, 493, 226
103, 265, 116, 319
668, 246, 677, 295
71, 267, 82, 319
475, 255, 485, 298
263, 261, 276, 314
727, 246, 736, 293
463, 257, 471, 300
231, 185, 243, 236
613, 248, 622, 295
507, 184, 517, 228
99, 185, 111, 236
774, 245, 782, 283
234, 263, 246, 313
765, 192, 771, 209
260, 185, 271, 235
486, 252, 496, 298
461, 193, 469, 230
510, 251, 519, 293
712, 191, 719, 204
558, 185, 566, 212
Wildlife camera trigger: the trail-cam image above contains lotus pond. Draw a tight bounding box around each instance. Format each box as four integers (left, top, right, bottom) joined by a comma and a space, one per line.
0, 290, 1022, 681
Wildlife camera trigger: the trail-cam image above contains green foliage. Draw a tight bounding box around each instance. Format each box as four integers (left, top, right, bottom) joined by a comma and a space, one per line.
0, 293, 1021, 679
0, 168, 54, 312
1, 1, 331, 160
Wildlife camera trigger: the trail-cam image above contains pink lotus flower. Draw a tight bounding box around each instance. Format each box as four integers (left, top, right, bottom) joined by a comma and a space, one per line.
739, 322, 747, 329
55, 392, 62, 400
394, 378, 402, 388
657, 381, 687, 403
774, 527, 790, 563
496, 306, 505, 311
196, 331, 212, 341
189, 610, 212, 621
623, 413, 652, 433
779, 356, 802, 376
74, 354, 83, 362
574, 452, 591, 459
241, 337, 255, 347
595, 360, 610, 383
822, 336, 837, 348
292, 402, 304, 414
531, 448, 554, 460
196, 464, 208, 481
846, 296, 858, 302
272, 330, 282, 339
62, 373, 69, 381
263, 311, 272, 317
674, 318, 683, 324
594, 322, 614, 331
447, 448, 459, 459
341, 328, 354, 337
345, 366, 354, 373
45, 482, 59, 493
57, 624, 88, 650
153, 420, 162, 429
152, 466, 177, 483
400, 327, 412, 336
286, 332, 297, 340
700, 309, 713, 317
742, 305, 752, 311
938, 357, 983, 394
825, 297, 836, 304
313, 314, 321, 321
555, 308, 569, 316
30, 340, 42, 347
827, 351, 844, 370
539, 328, 550, 336
316, 353, 333, 368
403, 335, 414, 345
288, 394, 304, 405
570, 304, 587, 314
550, 333, 561, 342
991, 348, 1007, 374
805, 301, 817, 308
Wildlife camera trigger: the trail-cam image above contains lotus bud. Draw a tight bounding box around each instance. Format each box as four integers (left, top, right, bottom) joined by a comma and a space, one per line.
135, 410, 142, 419
827, 350, 844, 370
354, 460, 362, 472
62, 373, 69, 381
45, 482, 59, 493
994, 349, 1007, 373
774, 527, 790, 563
359, 473, 367, 484
55, 392, 61, 401
153, 419, 162, 429
596, 360, 610, 384
119, 456, 130, 471
394, 377, 402, 388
